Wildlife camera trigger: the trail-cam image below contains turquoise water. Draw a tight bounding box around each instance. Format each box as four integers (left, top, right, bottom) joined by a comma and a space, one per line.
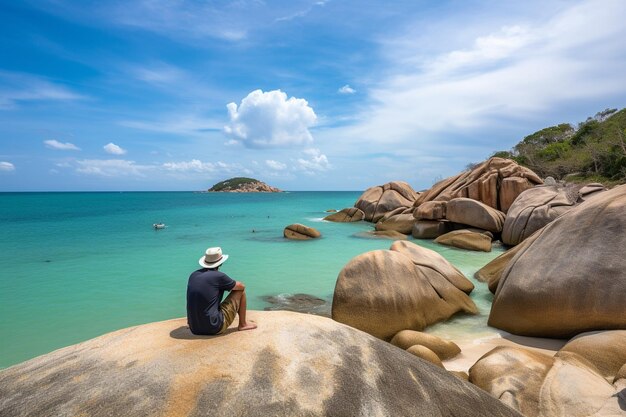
0, 192, 503, 368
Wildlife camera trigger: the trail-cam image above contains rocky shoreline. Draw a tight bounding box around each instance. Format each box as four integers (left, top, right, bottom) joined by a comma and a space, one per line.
1, 157, 625, 417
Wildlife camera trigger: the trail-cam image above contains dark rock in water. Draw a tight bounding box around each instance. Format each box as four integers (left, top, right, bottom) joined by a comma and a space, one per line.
262, 293, 330, 317
283, 223, 321, 240
324, 207, 364, 222
352, 230, 408, 240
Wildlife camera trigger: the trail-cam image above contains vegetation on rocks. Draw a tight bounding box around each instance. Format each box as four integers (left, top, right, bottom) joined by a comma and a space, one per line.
492, 108, 626, 184
208, 177, 281, 192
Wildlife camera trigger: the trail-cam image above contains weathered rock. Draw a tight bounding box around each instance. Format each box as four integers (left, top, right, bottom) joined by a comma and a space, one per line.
435, 229, 492, 252
332, 244, 477, 341
489, 184, 626, 338
406, 345, 444, 368
262, 293, 330, 317
445, 198, 506, 233
474, 232, 540, 293
375, 213, 415, 234
469, 346, 623, 417
284, 223, 321, 240
450, 371, 469, 381
390, 240, 474, 294
412, 220, 453, 239
390, 330, 461, 359
0, 311, 522, 417
353, 230, 408, 240
499, 177, 534, 212
414, 201, 447, 220
415, 158, 542, 213
558, 330, 626, 382
323, 207, 364, 222
355, 181, 419, 222
578, 183, 608, 200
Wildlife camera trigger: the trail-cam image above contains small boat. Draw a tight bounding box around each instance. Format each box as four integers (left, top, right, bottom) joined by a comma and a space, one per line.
153, 223, 166, 230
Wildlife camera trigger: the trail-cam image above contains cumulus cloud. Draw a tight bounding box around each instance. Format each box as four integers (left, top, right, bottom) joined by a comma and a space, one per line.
75, 159, 150, 177
162, 159, 216, 173
265, 160, 287, 170
44, 139, 80, 151
296, 148, 330, 172
338, 84, 356, 94
224, 89, 317, 148
103, 142, 127, 155
0, 161, 15, 172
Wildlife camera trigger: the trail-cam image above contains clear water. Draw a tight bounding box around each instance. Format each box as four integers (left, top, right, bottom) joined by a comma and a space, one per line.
0, 192, 503, 368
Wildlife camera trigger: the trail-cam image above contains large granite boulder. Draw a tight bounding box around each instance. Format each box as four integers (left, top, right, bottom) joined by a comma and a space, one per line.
469, 345, 624, 417
412, 220, 453, 239
501, 184, 607, 246
445, 198, 506, 233
284, 223, 321, 240
390, 330, 461, 360
489, 184, 626, 338
323, 207, 364, 222
558, 330, 626, 382
332, 242, 477, 340
414, 201, 447, 220
415, 157, 542, 213
375, 212, 415, 234
0, 311, 522, 417
435, 229, 492, 252
355, 181, 419, 223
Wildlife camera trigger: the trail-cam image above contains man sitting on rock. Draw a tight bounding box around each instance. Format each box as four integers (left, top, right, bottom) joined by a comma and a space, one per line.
187, 247, 257, 335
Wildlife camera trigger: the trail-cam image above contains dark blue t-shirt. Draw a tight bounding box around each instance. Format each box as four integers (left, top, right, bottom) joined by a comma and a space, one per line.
186, 269, 236, 335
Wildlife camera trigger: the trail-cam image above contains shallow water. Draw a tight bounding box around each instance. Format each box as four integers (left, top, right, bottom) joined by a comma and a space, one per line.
0, 192, 503, 368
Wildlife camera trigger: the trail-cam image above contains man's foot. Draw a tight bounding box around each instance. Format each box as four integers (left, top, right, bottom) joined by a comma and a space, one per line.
238, 322, 257, 331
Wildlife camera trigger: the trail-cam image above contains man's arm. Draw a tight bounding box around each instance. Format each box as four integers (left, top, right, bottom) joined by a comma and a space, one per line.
232, 281, 245, 291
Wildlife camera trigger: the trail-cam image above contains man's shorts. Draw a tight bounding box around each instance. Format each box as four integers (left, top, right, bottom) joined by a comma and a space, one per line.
218, 292, 240, 334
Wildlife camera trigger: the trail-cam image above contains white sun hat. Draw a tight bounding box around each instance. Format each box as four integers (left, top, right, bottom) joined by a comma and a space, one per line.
199, 247, 229, 269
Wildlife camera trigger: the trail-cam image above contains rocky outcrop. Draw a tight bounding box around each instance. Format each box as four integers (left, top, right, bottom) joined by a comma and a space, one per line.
390, 330, 461, 360
558, 330, 626, 382
413, 201, 447, 220
406, 345, 444, 368
332, 241, 477, 340
412, 220, 454, 239
283, 224, 321, 240
375, 212, 415, 234
435, 229, 493, 252
469, 340, 625, 417
208, 177, 281, 192
355, 181, 419, 223
0, 311, 522, 417
445, 198, 506, 233
415, 157, 542, 213
489, 184, 626, 338
323, 207, 364, 222
501, 183, 607, 246
262, 293, 330, 317
353, 230, 408, 240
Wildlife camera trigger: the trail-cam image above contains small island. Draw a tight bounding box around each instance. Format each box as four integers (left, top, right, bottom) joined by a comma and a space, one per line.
207, 177, 282, 193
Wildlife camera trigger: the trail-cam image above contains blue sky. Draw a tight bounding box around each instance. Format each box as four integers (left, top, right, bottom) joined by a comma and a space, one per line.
1, 0, 625, 191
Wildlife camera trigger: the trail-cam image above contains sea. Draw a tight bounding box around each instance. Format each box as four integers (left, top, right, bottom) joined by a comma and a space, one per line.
0, 191, 504, 369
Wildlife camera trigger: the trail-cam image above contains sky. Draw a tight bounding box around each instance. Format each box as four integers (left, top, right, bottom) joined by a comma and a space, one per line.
1, 0, 625, 191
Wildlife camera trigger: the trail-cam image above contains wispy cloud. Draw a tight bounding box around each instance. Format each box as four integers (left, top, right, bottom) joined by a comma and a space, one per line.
119, 115, 221, 136
44, 140, 81, 151
0, 71, 85, 109
338, 84, 356, 94
265, 160, 287, 170
103, 143, 127, 155
343, 0, 626, 146
75, 159, 151, 177
0, 161, 15, 172
275, 0, 330, 22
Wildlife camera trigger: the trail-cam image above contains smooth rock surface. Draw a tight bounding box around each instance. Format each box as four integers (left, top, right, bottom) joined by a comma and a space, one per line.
414, 201, 447, 220
406, 345, 444, 368
355, 181, 419, 223
489, 184, 626, 338
332, 244, 477, 341
375, 213, 415, 234
445, 198, 506, 233
284, 223, 321, 240
558, 330, 626, 382
469, 346, 624, 417
435, 229, 492, 252
324, 207, 364, 222
353, 230, 408, 240
0, 311, 522, 417
391, 330, 461, 360
262, 293, 330, 317
412, 220, 453, 239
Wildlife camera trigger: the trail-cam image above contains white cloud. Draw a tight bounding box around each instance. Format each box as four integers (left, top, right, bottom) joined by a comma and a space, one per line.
0, 71, 85, 109
162, 159, 216, 173
296, 148, 330, 172
75, 159, 150, 177
224, 89, 317, 148
44, 140, 81, 151
338, 84, 356, 94
265, 160, 287, 170
0, 161, 15, 172
119, 115, 220, 136
103, 142, 127, 155
343, 0, 626, 145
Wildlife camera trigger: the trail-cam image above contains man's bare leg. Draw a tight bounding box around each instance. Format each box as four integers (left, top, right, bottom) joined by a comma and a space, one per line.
231, 290, 257, 331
